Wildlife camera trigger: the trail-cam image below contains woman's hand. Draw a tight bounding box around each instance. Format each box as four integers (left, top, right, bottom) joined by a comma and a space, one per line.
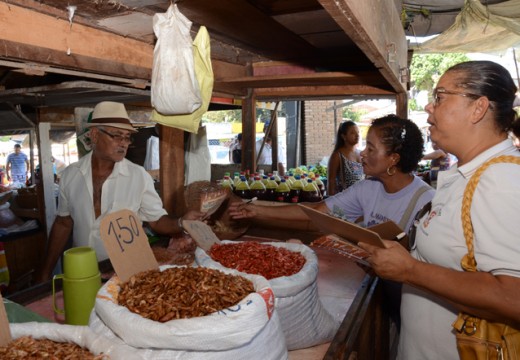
358, 239, 416, 283
228, 200, 257, 219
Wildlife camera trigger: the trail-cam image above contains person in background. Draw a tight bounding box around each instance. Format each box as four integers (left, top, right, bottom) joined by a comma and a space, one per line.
6, 144, 29, 185
512, 110, 520, 148
256, 121, 286, 175
229, 133, 242, 164
327, 120, 364, 195
37, 101, 205, 282
422, 141, 456, 188
359, 61, 520, 360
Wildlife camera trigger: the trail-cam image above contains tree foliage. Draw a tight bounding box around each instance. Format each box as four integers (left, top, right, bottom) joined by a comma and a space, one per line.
342, 105, 363, 122
202, 109, 241, 123
411, 53, 471, 92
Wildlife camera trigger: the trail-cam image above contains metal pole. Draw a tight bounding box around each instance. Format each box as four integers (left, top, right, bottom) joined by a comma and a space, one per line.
513, 48, 520, 89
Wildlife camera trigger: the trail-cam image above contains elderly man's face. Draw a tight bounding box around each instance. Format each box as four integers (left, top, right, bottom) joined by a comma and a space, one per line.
91, 126, 133, 162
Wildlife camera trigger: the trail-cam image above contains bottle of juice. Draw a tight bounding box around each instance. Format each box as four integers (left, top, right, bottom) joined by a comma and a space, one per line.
275, 178, 291, 203
300, 178, 321, 202
220, 175, 234, 192
234, 175, 251, 199
233, 171, 240, 186
265, 176, 278, 201
261, 174, 269, 187
289, 175, 304, 203
272, 170, 282, 184
314, 176, 325, 197
250, 176, 266, 200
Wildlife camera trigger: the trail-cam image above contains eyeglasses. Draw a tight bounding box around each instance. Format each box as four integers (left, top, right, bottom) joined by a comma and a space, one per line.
97, 127, 133, 144
408, 201, 431, 250
432, 88, 482, 107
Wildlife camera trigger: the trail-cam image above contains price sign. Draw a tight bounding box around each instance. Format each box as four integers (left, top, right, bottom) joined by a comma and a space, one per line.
183, 220, 221, 253
0, 293, 12, 347
100, 209, 158, 283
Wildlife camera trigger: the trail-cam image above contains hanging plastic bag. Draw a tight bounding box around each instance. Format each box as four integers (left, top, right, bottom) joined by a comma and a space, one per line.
152, 25, 214, 133
184, 126, 211, 185
151, 4, 202, 115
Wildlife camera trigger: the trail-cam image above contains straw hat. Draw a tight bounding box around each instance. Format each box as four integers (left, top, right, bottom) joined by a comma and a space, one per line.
85, 101, 138, 133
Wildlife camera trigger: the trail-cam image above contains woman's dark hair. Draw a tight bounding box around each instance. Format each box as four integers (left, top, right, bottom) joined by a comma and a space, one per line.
333, 120, 357, 152
445, 60, 518, 133
370, 114, 424, 173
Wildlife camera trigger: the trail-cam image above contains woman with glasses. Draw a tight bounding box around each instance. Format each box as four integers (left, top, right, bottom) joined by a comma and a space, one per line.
359, 61, 520, 359
327, 120, 364, 196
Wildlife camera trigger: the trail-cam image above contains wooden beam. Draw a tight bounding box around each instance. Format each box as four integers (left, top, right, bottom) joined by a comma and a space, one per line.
317, 0, 407, 94
0, 2, 153, 80
178, 0, 316, 60
254, 85, 395, 98
217, 71, 387, 89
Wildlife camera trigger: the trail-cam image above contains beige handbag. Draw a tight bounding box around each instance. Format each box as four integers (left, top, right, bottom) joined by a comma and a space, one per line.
453, 155, 520, 360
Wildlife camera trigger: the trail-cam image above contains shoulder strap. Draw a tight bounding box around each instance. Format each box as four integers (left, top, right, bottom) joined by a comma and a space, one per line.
398, 185, 431, 230
461, 155, 520, 272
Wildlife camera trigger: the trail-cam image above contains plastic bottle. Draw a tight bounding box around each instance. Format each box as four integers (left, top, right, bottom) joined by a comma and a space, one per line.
234, 175, 251, 199
233, 171, 241, 187
234, 171, 245, 188
300, 178, 322, 202
250, 176, 266, 200
220, 175, 234, 192
265, 176, 278, 201
272, 170, 282, 184
314, 176, 326, 197
261, 174, 269, 187
275, 178, 291, 203
289, 175, 304, 203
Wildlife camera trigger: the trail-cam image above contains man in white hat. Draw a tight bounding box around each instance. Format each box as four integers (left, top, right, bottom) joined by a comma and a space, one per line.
37, 101, 204, 282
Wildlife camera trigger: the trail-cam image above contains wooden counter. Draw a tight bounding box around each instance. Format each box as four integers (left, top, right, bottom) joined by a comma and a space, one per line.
7, 237, 396, 359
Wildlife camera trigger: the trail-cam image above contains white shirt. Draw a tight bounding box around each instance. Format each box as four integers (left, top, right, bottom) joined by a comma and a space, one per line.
57, 152, 167, 261
255, 138, 286, 165
399, 139, 520, 360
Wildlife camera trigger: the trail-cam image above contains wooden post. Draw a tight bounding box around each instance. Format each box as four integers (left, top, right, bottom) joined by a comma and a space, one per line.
159, 125, 186, 217
37, 122, 56, 235
242, 95, 256, 173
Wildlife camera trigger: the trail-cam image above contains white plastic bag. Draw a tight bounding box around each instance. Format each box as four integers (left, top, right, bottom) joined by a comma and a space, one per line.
152, 25, 214, 133
90, 309, 287, 360
91, 265, 287, 359
196, 241, 340, 350
151, 4, 201, 115
184, 126, 211, 185
9, 322, 140, 359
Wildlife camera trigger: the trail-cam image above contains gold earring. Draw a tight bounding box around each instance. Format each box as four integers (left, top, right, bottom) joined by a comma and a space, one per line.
386, 166, 396, 176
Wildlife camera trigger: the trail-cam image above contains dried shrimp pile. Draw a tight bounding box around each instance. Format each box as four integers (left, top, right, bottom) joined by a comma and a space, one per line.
118, 267, 254, 322
210, 242, 306, 280
0, 336, 105, 359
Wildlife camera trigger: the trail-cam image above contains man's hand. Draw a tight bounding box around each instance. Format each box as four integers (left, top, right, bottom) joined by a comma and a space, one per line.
228, 200, 257, 219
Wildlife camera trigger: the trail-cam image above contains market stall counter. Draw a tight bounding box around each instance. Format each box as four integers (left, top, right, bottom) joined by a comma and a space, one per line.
4, 235, 389, 359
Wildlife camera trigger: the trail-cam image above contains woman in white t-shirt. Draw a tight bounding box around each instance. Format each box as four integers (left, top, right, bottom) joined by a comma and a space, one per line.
359, 61, 520, 359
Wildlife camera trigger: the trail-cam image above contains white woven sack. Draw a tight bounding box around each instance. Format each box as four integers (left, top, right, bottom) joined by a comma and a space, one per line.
94, 265, 278, 351
90, 308, 288, 360
9, 322, 140, 359
196, 241, 340, 350
151, 4, 201, 115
